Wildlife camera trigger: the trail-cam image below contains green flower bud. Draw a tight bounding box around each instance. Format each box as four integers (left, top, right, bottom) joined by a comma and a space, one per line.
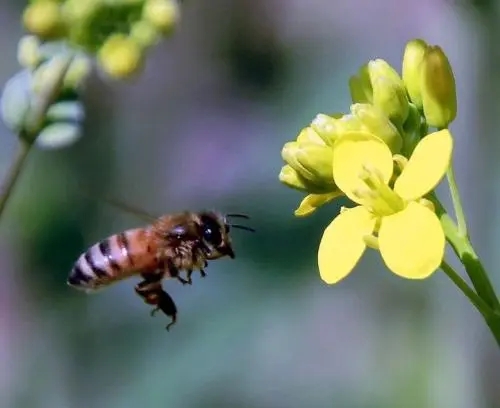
17, 35, 43, 70
402, 39, 428, 109
23, 1, 65, 40
131, 20, 160, 49
63, 55, 92, 89
1, 70, 32, 133
368, 59, 409, 126
350, 103, 402, 153
349, 64, 372, 103
281, 141, 335, 190
98, 34, 144, 79
310, 114, 340, 146
368, 59, 403, 87
420, 45, 457, 128
46, 100, 85, 123
33, 56, 76, 94
36, 122, 82, 150
296, 126, 325, 146
143, 0, 180, 34
279, 165, 311, 192
279, 165, 335, 194
61, 0, 100, 23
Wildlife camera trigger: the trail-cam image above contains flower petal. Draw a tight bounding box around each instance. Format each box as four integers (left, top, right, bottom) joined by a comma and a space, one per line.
378, 201, 445, 279
332, 131, 393, 204
294, 191, 343, 217
394, 129, 453, 200
318, 206, 376, 284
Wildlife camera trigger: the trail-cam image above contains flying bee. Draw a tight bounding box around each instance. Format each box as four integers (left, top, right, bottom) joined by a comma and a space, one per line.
67, 209, 254, 330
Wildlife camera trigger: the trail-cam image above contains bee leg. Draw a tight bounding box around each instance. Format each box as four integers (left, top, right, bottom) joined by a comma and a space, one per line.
185, 269, 193, 285
176, 276, 190, 285
199, 268, 207, 278
134, 279, 178, 330
163, 259, 191, 286
155, 289, 178, 331
135, 279, 161, 308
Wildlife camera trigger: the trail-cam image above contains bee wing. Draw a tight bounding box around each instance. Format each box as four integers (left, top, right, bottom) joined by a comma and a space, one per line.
98, 197, 159, 223
75, 186, 159, 223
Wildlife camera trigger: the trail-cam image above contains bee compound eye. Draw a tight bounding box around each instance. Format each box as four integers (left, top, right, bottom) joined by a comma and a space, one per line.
203, 225, 222, 246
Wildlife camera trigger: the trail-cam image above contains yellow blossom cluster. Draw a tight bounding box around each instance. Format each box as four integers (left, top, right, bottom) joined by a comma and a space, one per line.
22, 0, 180, 79
279, 39, 457, 284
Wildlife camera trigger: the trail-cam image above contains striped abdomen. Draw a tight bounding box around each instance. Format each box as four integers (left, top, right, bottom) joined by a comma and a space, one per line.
67, 228, 157, 292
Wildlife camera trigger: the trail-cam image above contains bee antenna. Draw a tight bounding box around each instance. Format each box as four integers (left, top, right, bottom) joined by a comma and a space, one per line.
229, 224, 256, 233
225, 213, 251, 220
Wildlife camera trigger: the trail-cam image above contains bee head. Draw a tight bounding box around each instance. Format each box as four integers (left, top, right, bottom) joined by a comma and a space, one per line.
198, 211, 254, 260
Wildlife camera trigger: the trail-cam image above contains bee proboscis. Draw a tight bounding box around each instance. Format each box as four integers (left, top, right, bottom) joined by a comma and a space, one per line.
67, 209, 254, 330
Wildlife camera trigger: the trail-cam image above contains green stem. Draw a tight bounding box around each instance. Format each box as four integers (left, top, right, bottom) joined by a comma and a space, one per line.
0, 139, 32, 218
433, 195, 500, 310
446, 164, 468, 237
430, 193, 500, 346
440, 260, 492, 317
0, 54, 73, 222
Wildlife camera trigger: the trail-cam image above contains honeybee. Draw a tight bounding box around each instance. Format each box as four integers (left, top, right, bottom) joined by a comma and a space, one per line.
67, 210, 254, 330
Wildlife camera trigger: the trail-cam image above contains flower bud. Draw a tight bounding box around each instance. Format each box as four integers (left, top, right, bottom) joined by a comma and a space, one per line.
402, 39, 428, 109
17, 35, 42, 70
279, 165, 309, 191
368, 59, 409, 126
98, 34, 144, 79
420, 45, 457, 128
46, 100, 85, 123
281, 141, 336, 190
63, 55, 92, 89
32, 55, 73, 95
23, 1, 65, 40
131, 20, 160, 49
350, 103, 402, 153
143, 0, 180, 35
279, 165, 334, 194
310, 114, 340, 146
334, 114, 364, 135
349, 64, 372, 103
1, 70, 32, 133
296, 126, 325, 146
36, 122, 82, 150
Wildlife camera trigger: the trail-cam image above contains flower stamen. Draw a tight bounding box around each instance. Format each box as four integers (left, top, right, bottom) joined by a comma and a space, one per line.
357, 163, 405, 215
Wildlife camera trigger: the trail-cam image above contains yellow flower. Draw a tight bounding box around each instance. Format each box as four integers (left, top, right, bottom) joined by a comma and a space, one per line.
318, 129, 452, 284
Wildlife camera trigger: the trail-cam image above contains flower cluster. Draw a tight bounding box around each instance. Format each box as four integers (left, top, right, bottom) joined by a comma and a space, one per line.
279, 39, 457, 284
1, 0, 181, 151
22, 0, 180, 79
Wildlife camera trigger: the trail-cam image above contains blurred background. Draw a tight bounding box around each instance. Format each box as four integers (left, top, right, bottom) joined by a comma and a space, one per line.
1, 0, 500, 407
